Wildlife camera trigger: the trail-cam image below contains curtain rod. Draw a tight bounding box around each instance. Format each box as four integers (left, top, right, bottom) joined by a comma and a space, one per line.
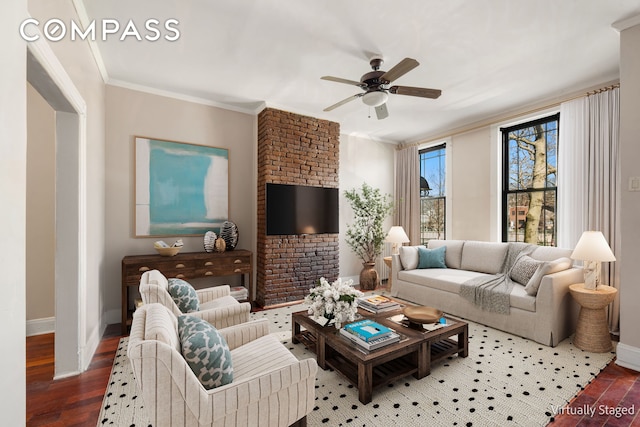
585, 83, 619, 96
398, 81, 620, 150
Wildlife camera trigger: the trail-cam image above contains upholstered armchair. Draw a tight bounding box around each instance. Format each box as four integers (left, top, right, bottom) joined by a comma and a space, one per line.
128, 303, 318, 427
139, 269, 251, 329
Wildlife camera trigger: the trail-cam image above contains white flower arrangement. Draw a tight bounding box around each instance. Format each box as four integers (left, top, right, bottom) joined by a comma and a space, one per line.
304, 277, 364, 328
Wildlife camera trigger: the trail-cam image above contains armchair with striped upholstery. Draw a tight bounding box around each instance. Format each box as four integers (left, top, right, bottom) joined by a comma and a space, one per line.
128, 303, 318, 427
140, 269, 251, 329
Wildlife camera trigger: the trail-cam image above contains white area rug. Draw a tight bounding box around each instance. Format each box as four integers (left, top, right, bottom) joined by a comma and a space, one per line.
98, 304, 615, 426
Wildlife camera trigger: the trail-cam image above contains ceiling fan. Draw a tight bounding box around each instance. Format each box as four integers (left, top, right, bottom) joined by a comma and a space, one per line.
321, 56, 442, 119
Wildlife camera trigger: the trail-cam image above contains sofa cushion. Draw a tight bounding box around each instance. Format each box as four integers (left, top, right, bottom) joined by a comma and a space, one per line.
231, 334, 298, 381
417, 246, 447, 269
524, 257, 573, 296
509, 254, 543, 286
427, 240, 465, 269
510, 285, 536, 312
461, 241, 509, 274
399, 246, 423, 270
178, 315, 233, 389
168, 278, 200, 313
530, 246, 573, 261
199, 295, 240, 310
398, 268, 490, 294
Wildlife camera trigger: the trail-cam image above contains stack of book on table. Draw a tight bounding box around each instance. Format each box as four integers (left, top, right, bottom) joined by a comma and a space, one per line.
340, 319, 400, 351
229, 286, 248, 301
356, 294, 401, 313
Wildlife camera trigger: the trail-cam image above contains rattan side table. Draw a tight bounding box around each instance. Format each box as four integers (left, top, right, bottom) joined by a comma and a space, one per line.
569, 283, 617, 353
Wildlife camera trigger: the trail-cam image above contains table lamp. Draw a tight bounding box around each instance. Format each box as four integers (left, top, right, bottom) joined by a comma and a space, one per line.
570, 231, 616, 290
385, 226, 410, 255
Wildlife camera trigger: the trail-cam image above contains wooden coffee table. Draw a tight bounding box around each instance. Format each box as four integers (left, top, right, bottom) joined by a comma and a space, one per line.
292, 306, 468, 404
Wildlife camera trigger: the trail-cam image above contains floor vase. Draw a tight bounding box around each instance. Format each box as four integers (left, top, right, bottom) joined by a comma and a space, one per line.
359, 262, 379, 290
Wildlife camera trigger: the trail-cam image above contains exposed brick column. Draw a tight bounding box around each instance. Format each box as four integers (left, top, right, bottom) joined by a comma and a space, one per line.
257, 108, 340, 307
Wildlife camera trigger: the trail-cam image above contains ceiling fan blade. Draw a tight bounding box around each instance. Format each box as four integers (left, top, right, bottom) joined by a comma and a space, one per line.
389, 85, 442, 99
323, 94, 361, 111
380, 58, 419, 83
375, 103, 389, 120
321, 76, 363, 87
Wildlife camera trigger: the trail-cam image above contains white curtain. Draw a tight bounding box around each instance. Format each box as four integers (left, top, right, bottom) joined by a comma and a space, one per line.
394, 145, 420, 245
558, 87, 620, 332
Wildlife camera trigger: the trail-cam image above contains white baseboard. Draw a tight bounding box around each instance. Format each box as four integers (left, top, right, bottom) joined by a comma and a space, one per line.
26, 317, 55, 336
616, 342, 640, 373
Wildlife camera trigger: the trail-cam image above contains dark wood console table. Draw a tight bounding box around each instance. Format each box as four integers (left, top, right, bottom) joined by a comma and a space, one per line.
121, 250, 253, 333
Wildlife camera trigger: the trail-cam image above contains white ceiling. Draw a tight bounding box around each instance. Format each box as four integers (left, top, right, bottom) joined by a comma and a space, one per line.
81, 0, 640, 143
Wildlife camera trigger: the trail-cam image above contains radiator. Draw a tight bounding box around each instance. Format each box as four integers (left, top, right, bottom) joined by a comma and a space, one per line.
376, 242, 393, 281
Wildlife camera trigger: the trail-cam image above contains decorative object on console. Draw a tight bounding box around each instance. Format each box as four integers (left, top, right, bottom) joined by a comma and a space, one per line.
304, 277, 363, 328
385, 226, 410, 255
570, 231, 616, 290
203, 231, 217, 253
154, 239, 183, 256
220, 221, 239, 250
344, 183, 394, 290
134, 136, 229, 237
214, 236, 226, 252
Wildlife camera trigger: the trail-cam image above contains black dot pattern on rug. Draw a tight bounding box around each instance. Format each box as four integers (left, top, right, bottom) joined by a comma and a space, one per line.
98, 305, 615, 427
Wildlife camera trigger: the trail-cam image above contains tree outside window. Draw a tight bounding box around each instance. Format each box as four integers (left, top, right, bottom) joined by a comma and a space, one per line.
419, 144, 446, 244
502, 114, 558, 246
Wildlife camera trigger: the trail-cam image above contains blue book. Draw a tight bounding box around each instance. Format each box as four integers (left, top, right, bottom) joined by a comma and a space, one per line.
343, 319, 393, 342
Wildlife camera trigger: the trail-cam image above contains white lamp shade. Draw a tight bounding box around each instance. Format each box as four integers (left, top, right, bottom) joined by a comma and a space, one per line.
571, 231, 616, 262
385, 226, 410, 244
362, 91, 388, 107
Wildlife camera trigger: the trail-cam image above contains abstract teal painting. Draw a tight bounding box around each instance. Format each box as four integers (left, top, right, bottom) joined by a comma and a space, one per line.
135, 137, 228, 236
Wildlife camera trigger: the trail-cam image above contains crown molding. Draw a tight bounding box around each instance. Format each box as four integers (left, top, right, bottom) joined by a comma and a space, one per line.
107, 79, 261, 115
612, 14, 640, 32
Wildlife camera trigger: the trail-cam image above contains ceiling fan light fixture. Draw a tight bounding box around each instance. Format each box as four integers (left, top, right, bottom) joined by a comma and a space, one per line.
362, 90, 388, 107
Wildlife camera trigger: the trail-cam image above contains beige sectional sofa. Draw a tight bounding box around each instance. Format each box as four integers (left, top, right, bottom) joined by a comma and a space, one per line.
391, 240, 583, 346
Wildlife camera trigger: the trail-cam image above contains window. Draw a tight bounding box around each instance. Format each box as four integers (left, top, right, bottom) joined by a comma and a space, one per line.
502, 114, 559, 246
419, 144, 446, 244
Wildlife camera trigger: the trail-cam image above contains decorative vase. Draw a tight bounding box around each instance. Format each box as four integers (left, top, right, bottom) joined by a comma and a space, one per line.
359, 262, 379, 291
220, 221, 239, 250
322, 312, 335, 327
214, 237, 226, 252
204, 231, 217, 253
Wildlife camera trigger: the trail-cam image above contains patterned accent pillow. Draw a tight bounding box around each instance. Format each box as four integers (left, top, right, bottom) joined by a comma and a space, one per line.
524, 257, 573, 296
168, 278, 200, 313
417, 246, 447, 269
509, 254, 543, 286
178, 315, 233, 389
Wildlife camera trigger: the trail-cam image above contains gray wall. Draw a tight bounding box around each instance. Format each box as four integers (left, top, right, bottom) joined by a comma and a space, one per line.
26, 83, 55, 322
103, 85, 257, 322
618, 20, 640, 370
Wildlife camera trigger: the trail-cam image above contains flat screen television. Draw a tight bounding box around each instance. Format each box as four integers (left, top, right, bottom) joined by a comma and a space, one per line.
266, 183, 339, 235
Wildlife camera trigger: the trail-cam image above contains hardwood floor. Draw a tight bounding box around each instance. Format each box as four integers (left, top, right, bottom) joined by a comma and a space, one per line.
26, 325, 121, 427
550, 361, 640, 426
27, 326, 640, 426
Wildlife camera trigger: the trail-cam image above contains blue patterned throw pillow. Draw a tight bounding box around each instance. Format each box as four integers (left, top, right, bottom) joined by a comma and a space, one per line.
417, 245, 447, 269
178, 315, 233, 389
168, 278, 200, 313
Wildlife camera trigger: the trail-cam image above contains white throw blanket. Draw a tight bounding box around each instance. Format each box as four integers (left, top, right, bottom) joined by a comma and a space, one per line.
459, 243, 535, 314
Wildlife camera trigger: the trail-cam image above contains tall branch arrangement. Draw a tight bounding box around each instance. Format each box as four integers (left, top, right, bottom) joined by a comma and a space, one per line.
344, 183, 394, 264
